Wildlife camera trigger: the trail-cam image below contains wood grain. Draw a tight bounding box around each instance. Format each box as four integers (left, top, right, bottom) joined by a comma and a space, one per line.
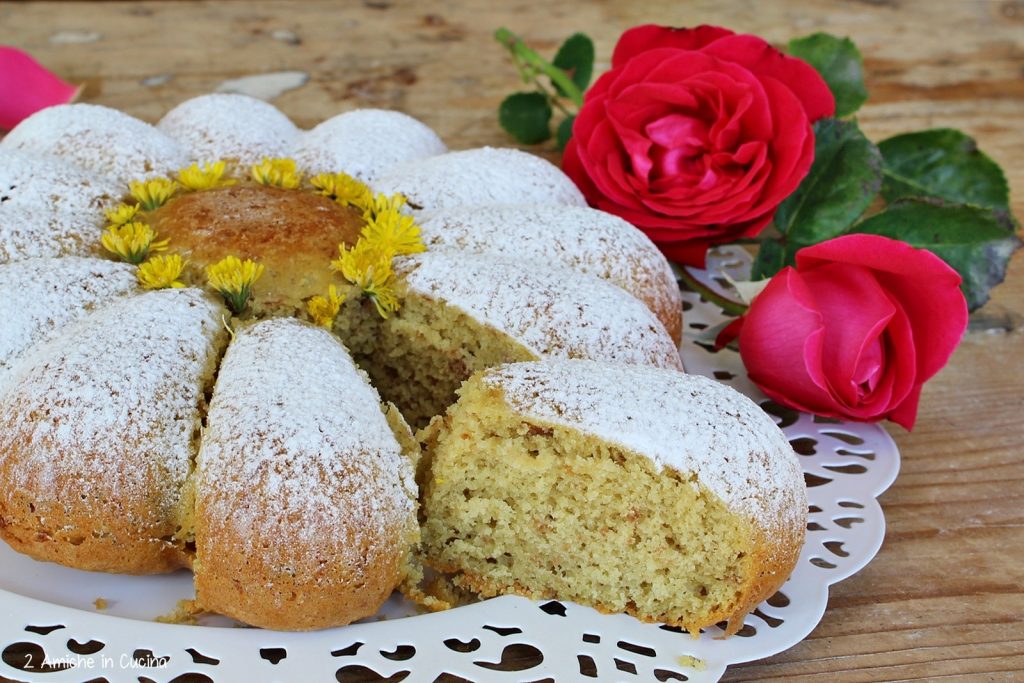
0, 1, 1022, 681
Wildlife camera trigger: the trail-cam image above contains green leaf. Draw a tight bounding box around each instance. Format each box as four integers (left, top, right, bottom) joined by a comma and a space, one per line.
751, 238, 788, 280
879, 129, 1010, 210
552, 33, 594, 96
787, 32, 868, 117
499, 92, 552, 145
774, 118, 882, 243
853, 199, 1022, 311
556, 115, 575, 151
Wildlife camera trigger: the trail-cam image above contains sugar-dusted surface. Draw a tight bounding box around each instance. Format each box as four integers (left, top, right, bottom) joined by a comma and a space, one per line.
0, 288, 227, 548
1, 103, 188, 186
0, 257, 138, 380
293, 108, 447, 182
0, 148, 120, 264
483, 359, 806, 534
374, 147, 586, 213
396, 251, 682, 371
196, 318, 416, 574
157, 93, 300, 168
418, 203, 683, 342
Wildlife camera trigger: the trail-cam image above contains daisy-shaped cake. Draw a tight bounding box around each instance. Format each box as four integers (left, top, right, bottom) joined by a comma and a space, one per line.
0, 94, 684, 630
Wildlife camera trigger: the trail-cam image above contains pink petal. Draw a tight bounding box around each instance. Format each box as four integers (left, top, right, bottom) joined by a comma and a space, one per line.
0, 47, 79, 131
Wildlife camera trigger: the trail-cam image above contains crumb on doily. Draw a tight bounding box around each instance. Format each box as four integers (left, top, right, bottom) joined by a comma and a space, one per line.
93, 597, 108, 610
155, 598, 202, 625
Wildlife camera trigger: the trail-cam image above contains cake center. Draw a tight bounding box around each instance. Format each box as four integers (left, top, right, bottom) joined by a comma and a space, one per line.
148, 184, 364, 316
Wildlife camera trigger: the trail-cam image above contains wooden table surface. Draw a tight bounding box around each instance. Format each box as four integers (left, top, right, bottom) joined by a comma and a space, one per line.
1, 1, 1022, 681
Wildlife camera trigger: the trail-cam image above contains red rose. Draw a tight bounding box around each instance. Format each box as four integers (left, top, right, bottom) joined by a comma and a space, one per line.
730, 235, 967, 429
563, 25, 834, 266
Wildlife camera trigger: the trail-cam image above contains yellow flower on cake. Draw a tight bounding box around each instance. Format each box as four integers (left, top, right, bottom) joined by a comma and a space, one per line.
250, 157, 302, 189
332, 240, 399, 318
307, 284, 347, 329
129, 177, 178, 210
310, 172, 372, 208
177, 161, 234, 191
101, 221, 169, 264
137, 254, 187, 290
362, 207, 426, 257
361, 192, 408, 220
207, 255, 265, 314
104, 202, 140, 227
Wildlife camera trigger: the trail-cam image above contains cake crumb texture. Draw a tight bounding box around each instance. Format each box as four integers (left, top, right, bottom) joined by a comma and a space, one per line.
419, 360, 806, 633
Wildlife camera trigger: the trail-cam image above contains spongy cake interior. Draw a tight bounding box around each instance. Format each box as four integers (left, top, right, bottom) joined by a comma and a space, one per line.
418, 379, 759, 632
336, 293, 537, 429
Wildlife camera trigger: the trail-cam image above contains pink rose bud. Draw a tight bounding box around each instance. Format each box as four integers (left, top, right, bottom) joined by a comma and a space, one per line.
563, 25, 835, 266
730, 234, 968, 430
0, 46, 80, 131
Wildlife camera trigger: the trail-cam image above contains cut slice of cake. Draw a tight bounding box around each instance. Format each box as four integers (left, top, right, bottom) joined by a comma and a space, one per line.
192, 318, 418, 630
417, 360, 806, 634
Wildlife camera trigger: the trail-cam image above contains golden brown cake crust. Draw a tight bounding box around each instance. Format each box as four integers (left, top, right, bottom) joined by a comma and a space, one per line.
0, 289, 228, 575
192, 319, 418, 630
149, 184, 363, 315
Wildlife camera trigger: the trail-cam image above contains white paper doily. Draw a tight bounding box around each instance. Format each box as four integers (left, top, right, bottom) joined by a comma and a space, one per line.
0, 246, 899, 683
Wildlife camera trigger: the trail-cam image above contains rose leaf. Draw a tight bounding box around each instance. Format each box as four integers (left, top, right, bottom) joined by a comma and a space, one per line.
879, 129, 1010, 210
774, 118, 882, 244
499, 91, 552, 145
552, 33, 595, 96
556, 114, 575, 151
787, 32, 868, 118
852, 198, 1022, 311
751, 238, 788, 280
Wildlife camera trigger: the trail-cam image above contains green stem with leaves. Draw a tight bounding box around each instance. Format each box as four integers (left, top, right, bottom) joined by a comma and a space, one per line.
677, 266, 749, 317
495, 28, 585, 108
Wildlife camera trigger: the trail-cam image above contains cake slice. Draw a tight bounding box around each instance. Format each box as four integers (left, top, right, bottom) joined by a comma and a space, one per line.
0, 288, 228, 573
338, 251, 683, 428
418, 360, 806, 634
192, 318, 418, 630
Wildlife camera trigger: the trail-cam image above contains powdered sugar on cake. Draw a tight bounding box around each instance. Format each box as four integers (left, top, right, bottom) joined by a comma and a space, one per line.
374, 147, 587, 213
2, 103, 189, 185
0, 257, 138, 380
0, 148, 122, 263
157, 94, 300, 168
485, 360, 806, 533
397, 251, 683, 371
196, 318, 416, 572
0, 288, 227, 519
418, 203, 682, 337
294, 109, 448, 182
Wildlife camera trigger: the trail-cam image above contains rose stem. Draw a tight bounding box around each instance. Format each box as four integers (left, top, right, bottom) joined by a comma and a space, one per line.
677, 266, 749, 317
494, 28, 585, 107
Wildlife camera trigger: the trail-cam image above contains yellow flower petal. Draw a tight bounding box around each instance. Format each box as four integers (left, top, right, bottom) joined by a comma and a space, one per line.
307, 284, 347, 328
361, 192, 408, 220
177, 161, 234, 191
104, 202, 140, 227
207, 255, 265, 314
137, 254, 187, 290
129, 177, 178, 211
310, 171, 373, 208
250, 157, 302, 189
361, 207, 426, 257
101, 221, 168, 264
